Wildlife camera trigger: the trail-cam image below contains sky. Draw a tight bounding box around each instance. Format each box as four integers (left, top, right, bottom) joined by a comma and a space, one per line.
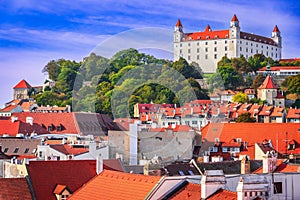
0, 0, 300, 105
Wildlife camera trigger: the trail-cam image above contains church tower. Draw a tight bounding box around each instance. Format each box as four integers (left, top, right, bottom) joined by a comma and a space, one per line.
272, 25, 282, 48
230, 14, 240, 39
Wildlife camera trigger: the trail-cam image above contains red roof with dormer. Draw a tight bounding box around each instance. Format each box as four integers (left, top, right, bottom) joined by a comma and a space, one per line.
273, 25, 280, 32
204, 24, 212, 32
231, 14, 239, 22
258, 75, 278, 89
13, 79, 32, 89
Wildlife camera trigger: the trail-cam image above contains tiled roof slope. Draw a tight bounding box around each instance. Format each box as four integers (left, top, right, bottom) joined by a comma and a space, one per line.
258, 75, 278, 89
68, 170, 161, 200
0, 178, 32, 200
13, 79, 32, 89
0, 120, 49, 136
27, 160, 97, 200
170, 183, 201, 200
201, 123, 300, 156
207, 188, 237, 200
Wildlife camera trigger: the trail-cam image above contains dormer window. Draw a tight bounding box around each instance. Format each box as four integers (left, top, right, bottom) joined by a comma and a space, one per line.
53, 184, 72, 200
48, 125, 53, 132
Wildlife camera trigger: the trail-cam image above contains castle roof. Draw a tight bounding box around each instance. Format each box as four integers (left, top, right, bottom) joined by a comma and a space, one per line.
273, 25, 280, 33
13, 79, 32, 89
258, 75, 278, 89
231, 14, 239, 22
175, 19, 182, 27
204, 24, 212, 32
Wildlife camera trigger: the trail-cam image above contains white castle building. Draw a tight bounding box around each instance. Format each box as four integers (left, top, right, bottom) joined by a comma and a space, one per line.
174, 14, 282, 73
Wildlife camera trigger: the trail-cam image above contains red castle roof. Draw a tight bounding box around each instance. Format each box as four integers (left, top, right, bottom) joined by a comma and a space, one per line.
175, 19, 182, 27
273, 25, 280, 32
13, 79, 32, 89
204, 24, 212, 32
258, 75, 278, 89
231, 14, 239, 22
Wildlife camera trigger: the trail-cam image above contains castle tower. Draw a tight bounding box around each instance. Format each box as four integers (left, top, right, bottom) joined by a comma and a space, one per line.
174, 19, 183, 43
257, 75, 278, 105
272, 25, 282, 48
230, 14, 240, 39
13, 79, 32, 100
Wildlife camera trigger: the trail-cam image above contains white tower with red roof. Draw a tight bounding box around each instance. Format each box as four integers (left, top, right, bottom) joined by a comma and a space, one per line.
13, 79, 32, 100
272, 25, 282, 48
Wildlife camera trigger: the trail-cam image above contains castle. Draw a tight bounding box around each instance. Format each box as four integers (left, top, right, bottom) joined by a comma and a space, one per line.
174, 14, 282, 73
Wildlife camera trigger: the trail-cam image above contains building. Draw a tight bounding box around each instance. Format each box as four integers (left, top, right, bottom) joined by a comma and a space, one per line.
257, 75, 285, 106
258, 65, 300, 76
174, 14, 282, 73
13, 79, 32, 100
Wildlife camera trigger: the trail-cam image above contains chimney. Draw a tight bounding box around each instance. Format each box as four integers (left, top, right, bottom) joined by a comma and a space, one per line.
26, 117, 33, 125
262, 151, 277, 173
240, 156, 250, 174
11, 116, 18, 123
201, 170, 226, 199
89, 142, 97, 156
96, 154, 103, 174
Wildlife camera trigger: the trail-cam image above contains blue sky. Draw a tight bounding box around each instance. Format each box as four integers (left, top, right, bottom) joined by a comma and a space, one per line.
0, 0, 300, 105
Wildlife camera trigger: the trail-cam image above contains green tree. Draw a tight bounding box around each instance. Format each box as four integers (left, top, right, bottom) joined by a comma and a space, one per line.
236, 113, 256, 122
232, 92, 249, 103
281, 74, 300, 95
251, 74, 265, 91
217, 66, 241, 89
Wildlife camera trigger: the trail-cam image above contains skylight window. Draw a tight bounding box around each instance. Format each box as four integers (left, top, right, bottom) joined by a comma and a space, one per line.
178, 170, 185, 176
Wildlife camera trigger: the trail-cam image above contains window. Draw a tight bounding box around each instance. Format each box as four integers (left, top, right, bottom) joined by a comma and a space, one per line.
188, 56, 191, 60
188, 49, 191, 53
61, 195, 69, 200
240, 47, 242, 51
205, 47, 208, 52
56, 125, 62, 131
4, 148, 8, 153
180, 44, 182, 47
48, 126, 53, 131
24, 148, 29, 153
188, 43, 191, 46
214, 47, 217, 52
197, 55, 200, 60
205, 42, 208, 45
179, 49, 182, 54
274, 182, 282, 194
13, 148, 19, 153
197, 48, 199, 53
209, 147, 218, 152
214, 41, 217, 44
192, 121, 197, 125
225, 46, 227, 51
39, 151, 43, 158
197, 42, 199, 46
188, 170, 194, 175
214, 54, 217, 59
205, 54, 208, 59
178, 170, 185, 176
225, 40, 227, 44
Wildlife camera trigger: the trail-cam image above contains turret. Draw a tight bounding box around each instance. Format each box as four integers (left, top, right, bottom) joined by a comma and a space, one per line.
272, 25, 281, 48
230, 14, 240, 39
174, 19, 184, 43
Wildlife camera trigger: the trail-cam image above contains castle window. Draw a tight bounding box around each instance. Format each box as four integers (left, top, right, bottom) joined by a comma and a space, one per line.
225, 46, 227, 51
205, 54, 208, 59
240, 41, 242, 44
205, 48, 208, 52
180, 44, 182, 47
251, 49, 253, 53
188, 43, 191, 46
197, 55, 200, 60
13, 148, 19, 153
188, 49, 191, 53
251, 43, 253, 46
240, 47, 242, 51
197, 42, 199, 46
225, 40, 227, 44
246, 42, 248, 45
180, 49, 182, 54
266, 46, 269, 49
197, 48, 199, 53
214, 47, 217, 52
188, 56, 190, 60
214, 54, 217, 59
246, 48, 248, 52
205, 42, 208, 45
261, 45, 263, 48
266, 52, 269, 56
206, 36, 210, 39
256, 44, 258, 47
214, 41, 217, 44
225, 35, 228, 38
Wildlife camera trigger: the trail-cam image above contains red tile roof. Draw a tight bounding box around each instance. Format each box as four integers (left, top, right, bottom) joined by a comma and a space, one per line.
27, 160, 97, 200
170, 183, 201, 200
0, 178, 32, 199
53, 184, 70, 195
201, 123, 300, 158
273, 25, 280, 32
240, 32, 277, 46
204, 24, 212, 32
258, 66, 300, 71
279, 58, 300, 62
258, 75, 278, 89
254, 159, 300, 173
207, 188, 237, 200
231, 14, 239, 22
175, 19, 182, 27
287, 108, 300, 119
0, 120, 49, 136
68, 170, 162, 200
186, 29, 229, 41
13, 112, 79, 134
50, 144, 89, 155
13, 79, 32, 89
0, 104, 20, 112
